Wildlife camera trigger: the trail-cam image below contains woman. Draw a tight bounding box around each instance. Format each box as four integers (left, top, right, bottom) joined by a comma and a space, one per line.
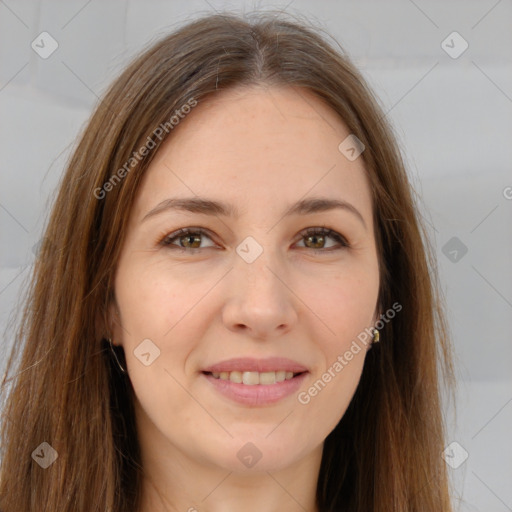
0, 11, 455, 512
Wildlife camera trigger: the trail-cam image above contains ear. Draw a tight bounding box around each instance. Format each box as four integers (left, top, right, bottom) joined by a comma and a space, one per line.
372, 304, 382, 327
364, 306, 381, 352
95, 287, 123, 347
107, 298, 125, 347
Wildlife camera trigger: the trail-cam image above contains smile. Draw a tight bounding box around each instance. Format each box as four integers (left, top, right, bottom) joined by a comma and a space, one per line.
201, 357, 309, 405
204, 370, 303, 385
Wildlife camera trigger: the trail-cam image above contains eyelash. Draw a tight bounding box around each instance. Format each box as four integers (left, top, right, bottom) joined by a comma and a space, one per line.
159, 226, 350, 253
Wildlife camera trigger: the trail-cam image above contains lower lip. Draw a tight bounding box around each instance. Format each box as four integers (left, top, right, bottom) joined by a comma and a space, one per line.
202, 372, 308, 406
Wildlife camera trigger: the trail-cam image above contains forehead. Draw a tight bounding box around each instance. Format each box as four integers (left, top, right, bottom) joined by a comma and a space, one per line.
133, 85, 373, 223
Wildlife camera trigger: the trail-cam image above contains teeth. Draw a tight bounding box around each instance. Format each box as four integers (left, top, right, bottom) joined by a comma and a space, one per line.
259, 372, 276, 385
276, 370, 286, 382
208, 370, 300, 385
230, 371, 243, 383
242, 371, 260, 385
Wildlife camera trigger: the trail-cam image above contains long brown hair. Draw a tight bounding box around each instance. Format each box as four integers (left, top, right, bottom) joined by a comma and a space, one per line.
0, 11, 456, 511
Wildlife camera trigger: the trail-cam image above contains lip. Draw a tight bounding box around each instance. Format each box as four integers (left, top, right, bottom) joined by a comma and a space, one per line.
201, 357, 309, 406
202, 371, 308, 406
202, 357, 309, 373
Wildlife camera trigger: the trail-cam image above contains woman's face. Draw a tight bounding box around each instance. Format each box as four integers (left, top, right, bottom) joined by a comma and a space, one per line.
111, 85, 380, 474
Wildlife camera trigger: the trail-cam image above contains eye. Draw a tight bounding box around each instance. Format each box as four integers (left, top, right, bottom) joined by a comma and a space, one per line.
160, 226, 349, 252
295, 227, 350, 251
161, 227, 216, 250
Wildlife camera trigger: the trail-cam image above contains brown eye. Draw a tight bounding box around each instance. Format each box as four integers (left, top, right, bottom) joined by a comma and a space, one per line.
179, 233, 202, 249
162, 228, 215, 250
297, 227, 349, 251
160, 226, 349, 253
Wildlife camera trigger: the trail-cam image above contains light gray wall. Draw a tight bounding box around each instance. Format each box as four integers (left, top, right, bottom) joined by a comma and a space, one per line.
1, 1, 511, 510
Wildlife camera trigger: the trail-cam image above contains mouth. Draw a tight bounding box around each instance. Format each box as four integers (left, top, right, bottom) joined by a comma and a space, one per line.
202, 370, 306, 385
201, 357, 309, 406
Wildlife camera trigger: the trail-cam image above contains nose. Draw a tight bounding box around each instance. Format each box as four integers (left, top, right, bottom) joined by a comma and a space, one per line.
221, 248, 298, 340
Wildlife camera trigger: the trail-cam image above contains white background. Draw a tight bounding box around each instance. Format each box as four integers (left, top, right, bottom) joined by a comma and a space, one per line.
0, 1, 511, 510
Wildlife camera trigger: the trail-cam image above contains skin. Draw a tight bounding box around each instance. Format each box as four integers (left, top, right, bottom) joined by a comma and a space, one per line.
110, 84, 380, 512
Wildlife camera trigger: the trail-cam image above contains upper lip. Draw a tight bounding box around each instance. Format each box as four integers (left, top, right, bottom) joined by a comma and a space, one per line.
202, 357, 309, 374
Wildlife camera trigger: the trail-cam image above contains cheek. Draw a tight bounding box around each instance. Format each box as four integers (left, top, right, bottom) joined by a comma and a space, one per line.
113, 260, 225, 387
113, 265, 206, 422
307, 268, 379, 341
296, 269, 376, 415
296, 339, 367, 443
115, 261, 208, 339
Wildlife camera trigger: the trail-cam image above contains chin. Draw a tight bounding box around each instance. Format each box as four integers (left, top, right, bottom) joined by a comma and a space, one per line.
204, 434, 309, 474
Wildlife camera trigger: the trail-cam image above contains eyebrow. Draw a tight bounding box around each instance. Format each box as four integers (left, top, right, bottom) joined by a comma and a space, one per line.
142, 196, 367, 229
